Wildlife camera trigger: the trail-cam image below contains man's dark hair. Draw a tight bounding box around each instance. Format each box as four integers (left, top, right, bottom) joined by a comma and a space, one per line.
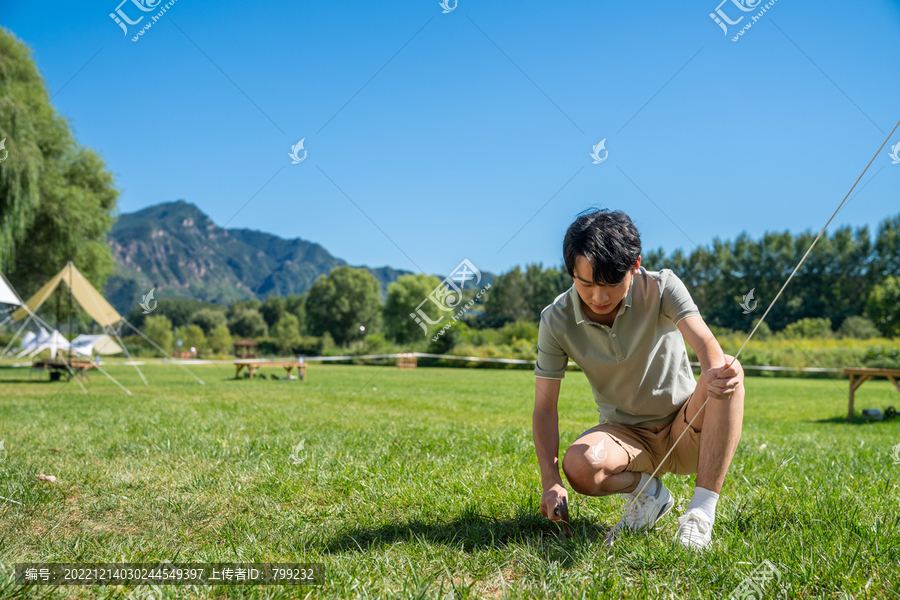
563, 209, 642, 286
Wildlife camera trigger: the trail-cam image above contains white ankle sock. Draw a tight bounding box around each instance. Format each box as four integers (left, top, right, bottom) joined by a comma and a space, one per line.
687, 486, 719, 522
625, 472, 659, 498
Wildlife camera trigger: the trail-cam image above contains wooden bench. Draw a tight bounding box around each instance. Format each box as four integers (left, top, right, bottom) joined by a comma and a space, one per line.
843, 367, 900, 420
235, 361, 306, 380
396, 353, 417, 369
33, 359, 95, 381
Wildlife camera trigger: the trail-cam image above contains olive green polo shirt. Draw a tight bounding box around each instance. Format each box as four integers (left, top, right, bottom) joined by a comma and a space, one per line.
534, 267, 701, 427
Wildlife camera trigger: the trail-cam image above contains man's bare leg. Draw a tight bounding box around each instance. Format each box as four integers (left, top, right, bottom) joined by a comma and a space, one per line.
683, 353, 745, 493
677, 353, 744, 548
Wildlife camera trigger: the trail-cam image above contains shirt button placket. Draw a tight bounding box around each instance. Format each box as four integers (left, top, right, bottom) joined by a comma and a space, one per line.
610, 331, 624, 361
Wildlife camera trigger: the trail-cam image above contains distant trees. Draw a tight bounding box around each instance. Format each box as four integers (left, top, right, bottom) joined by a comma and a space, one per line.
306, 266, 382, 345
190, 308, 227, 335
383, 273, 442, 344
866, 275, 900, 338
837, 316, 879, 340
0, 28, 118, 296
258, 294, 307, 334
271, 313, 301, 353
481, 264, 571, 327
645, 215, 900, 334
143, 315, 173, 353
129, 298, 222, 329
227, 308, 268, 339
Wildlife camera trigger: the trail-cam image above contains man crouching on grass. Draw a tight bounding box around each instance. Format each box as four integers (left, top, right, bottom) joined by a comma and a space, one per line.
533, 209, 744, 549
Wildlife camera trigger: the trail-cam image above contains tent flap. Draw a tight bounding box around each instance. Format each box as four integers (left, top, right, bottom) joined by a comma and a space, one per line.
0, 272, 21, 306
11, 263, 122, 327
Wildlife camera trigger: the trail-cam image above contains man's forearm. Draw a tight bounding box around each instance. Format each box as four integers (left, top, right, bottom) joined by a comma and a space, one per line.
695, 335, 725, 373
533, 408, 564, 489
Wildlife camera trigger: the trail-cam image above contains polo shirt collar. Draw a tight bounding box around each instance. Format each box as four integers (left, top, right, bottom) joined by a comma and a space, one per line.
571, 273, 636, 325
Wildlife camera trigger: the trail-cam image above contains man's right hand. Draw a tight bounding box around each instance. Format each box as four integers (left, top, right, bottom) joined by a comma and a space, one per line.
540, 484, 569, 521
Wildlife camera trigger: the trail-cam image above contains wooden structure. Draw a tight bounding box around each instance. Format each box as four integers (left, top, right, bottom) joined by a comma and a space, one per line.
843, 367, 900, 420
233, 339, 259, 359
235, 360, 306, 381
396, 353, 417, 369
33, 358, 95, 381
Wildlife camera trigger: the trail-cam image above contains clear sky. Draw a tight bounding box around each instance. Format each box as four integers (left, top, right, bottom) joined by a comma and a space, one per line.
2, 0, 898, 278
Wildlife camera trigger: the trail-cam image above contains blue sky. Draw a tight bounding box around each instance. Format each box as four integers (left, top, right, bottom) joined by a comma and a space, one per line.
2, 0, 899, 278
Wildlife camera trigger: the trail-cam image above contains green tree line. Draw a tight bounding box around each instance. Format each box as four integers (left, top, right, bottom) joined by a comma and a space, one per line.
644, 215, 900, 336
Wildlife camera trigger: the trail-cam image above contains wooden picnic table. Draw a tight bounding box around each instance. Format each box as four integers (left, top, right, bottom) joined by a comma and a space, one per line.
235, 360, 306, 380
33, 358, 95, 381
843, 367, 900, 420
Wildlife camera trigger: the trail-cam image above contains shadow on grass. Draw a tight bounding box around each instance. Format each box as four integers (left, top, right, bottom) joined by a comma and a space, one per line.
0, 376, 59, 384
322, 505, 611, 563
813, 415, 899, 426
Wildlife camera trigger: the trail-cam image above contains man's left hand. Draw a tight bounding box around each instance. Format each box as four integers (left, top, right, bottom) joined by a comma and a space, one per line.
704, 361, 742, 400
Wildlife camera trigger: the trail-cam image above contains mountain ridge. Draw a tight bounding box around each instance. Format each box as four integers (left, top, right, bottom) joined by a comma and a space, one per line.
104, 200, 416, 313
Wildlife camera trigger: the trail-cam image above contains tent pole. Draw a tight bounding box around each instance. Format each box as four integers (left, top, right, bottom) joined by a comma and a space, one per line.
69, 265, 73, 341
109, 325, 148, 386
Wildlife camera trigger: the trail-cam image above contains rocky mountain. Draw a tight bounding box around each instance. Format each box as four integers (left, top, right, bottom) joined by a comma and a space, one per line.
105, 201, 414, 313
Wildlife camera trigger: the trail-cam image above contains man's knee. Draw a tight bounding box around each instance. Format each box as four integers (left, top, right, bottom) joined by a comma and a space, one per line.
562, 439, 610, 495
724, 353, 745, 386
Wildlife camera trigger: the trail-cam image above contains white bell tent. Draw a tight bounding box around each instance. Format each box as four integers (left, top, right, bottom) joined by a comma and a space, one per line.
16, 327, 71, 359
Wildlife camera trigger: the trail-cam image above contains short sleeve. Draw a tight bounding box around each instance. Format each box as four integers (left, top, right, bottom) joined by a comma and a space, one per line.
534, 316, 568, 379
660, 269, 701, 325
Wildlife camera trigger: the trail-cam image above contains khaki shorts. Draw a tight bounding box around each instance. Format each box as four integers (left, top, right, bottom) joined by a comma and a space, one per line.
578, 398, 700, 476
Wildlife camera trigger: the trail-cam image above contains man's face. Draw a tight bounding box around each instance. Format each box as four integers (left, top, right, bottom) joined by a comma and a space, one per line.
572, 255, 641, 316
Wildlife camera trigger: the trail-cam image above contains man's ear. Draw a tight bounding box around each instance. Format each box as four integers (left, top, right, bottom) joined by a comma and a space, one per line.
634, 256, 641, 272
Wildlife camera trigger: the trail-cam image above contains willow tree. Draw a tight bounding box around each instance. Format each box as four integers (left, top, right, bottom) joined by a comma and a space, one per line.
0, 27, 118, 297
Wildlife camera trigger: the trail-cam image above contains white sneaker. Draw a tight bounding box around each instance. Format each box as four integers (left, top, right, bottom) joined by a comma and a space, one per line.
619, 480, 675, 532
676, 508, 713, 549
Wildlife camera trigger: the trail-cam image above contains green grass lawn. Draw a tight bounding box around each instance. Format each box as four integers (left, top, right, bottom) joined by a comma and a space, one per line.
0, 363, 898, 599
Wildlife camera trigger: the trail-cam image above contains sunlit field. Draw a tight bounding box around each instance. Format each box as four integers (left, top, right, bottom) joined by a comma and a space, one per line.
1, 363, 898, 599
